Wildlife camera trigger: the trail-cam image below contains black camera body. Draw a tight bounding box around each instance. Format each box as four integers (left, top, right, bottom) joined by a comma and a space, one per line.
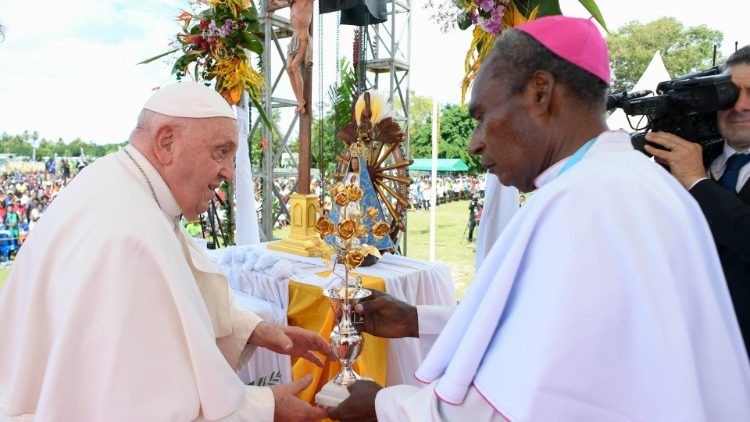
611, 67, 739, 158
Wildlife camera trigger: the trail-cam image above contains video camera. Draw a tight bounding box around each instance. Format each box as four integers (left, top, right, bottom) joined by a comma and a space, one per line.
608, 67, 739, 158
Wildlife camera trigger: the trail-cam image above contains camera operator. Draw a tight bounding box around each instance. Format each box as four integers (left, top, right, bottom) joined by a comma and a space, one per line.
645, 45, 750, 359
467, 195, 481, 242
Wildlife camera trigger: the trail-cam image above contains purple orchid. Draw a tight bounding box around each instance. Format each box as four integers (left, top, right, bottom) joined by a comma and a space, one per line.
478, 0, 494, 13
221, 20, 234, 37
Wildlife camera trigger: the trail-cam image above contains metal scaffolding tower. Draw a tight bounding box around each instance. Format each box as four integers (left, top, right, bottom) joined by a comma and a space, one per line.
363, 0, 412, 253
363, 0, 411, 126
254, 7, 299, 240
254, 1, 412, 244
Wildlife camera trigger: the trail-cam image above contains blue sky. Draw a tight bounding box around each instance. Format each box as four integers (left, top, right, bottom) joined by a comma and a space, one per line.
0, 0, 747, 144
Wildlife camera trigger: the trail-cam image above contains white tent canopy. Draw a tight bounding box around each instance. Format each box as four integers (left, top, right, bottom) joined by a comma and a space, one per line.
607, 51, 671, 132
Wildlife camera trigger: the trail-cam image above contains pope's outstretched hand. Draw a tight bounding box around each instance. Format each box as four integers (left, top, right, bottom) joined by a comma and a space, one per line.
249, 322, 334, 367
270, 375, 328, 422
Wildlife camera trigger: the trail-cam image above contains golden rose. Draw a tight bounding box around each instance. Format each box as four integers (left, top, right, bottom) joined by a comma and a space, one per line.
314, 216, 335, 238
346, 185, 363, 202
344, 249, 365, 269
330, 183, 345, 196
334, 192, 349, 207
356, 223, 368, 238
372, 221, 390, 238
337, 219, 356, 240
365, 206, 379, 221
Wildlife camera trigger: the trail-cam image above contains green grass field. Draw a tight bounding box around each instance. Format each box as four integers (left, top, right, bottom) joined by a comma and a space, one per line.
0, 200, 479, 298
0, 267, 9, 289
402, 200, 477, 299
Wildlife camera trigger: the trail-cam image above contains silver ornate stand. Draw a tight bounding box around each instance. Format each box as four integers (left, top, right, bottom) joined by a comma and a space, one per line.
315, 274, 371, 407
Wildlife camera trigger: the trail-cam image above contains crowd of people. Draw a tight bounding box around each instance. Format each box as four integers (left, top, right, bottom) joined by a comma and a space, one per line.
252, 175, 487, 230
0, 158, 86, 261
407, 175, 485, 210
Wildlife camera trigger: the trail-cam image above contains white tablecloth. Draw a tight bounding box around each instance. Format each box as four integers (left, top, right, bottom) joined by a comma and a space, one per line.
206, 241, 456, 387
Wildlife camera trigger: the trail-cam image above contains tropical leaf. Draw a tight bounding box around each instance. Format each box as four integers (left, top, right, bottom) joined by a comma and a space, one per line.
242, 31, 263, 55
515, 0, 561, 17
248, 94, 278, 139
138, 48, 179, 65
457, 11, 473, 31
577, 0, 607, 31
328, 58, 357, 130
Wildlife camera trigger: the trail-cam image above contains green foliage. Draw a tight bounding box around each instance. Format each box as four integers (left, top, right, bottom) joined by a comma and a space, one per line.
0, 131, 126, 160
247, 108, 282, 170
312, 59, 357, 177
394, 91, 432, 146
608, 17, 724, 93
516, 0, 607, 31
411, 104, 482, 175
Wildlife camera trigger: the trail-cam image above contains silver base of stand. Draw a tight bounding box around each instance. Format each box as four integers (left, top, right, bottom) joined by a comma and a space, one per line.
315, 377, 373, 407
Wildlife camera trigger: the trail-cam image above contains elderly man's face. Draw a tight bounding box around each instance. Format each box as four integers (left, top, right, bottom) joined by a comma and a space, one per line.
468, 69, 545, 192
165, 117, 237, 220
718, 64, 750, 150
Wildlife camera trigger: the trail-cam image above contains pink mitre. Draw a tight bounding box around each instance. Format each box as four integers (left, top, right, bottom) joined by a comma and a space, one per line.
144, 81, 236, 119
517, 15, 611, 85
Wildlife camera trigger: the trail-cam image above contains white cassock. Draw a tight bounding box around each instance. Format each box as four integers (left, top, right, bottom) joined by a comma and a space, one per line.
377, 131, 750, 421
0, 145, 275, 421
475, 174, 519, 268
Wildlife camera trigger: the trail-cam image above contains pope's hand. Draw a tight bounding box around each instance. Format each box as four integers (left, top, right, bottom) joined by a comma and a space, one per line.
249, 322, 334, 367
271, 375, 328, 422
326, 380, 381, 422
354, 290, 419, 338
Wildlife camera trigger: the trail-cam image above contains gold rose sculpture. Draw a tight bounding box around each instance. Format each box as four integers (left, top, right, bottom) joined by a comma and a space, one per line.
312, 181, 391, 407
312, 181, 391, 271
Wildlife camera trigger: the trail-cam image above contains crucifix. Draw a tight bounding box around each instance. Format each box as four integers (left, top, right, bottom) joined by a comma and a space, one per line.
267, 0, 317, 254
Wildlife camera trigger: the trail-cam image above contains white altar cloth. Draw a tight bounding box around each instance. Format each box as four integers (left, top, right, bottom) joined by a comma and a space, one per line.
206, 242, 456, 387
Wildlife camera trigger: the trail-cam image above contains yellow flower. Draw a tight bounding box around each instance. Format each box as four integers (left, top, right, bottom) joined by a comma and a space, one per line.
372, 221, 390, 239
347, 185, 363, 202
314, 216, 335, 238
365, 206, 379, 221
356, 223, 368, 238
337, 219, 356, 240
330, 183, 345, 196
344, 249, 365, 269
334, 192, 349, 207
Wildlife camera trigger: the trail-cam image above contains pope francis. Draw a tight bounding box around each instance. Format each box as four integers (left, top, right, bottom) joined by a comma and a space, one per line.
0, 82, 330, 421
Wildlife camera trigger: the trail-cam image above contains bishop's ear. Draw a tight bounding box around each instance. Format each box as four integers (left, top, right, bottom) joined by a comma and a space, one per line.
152, 124, 177, 165
526, 70, 555, 111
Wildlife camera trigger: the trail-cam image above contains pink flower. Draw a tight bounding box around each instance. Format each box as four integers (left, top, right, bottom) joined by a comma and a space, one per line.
478, 0, 494, 13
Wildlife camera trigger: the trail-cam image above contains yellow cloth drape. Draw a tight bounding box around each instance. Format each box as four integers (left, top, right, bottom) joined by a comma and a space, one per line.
288, 272, 387, 404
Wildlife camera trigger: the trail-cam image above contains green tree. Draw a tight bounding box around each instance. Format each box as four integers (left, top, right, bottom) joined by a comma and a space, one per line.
411, 104, 481, 175
608, 17, 724, 93
312, 58, 356, 177
0, 132, 126, 161
394, 91, 432, 149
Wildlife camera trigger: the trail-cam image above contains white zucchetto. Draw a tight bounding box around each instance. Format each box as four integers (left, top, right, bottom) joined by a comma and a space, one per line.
143, 81, 236, 120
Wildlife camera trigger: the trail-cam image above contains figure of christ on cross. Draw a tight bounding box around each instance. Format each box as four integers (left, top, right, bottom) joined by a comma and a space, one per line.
267, 0, 314, 114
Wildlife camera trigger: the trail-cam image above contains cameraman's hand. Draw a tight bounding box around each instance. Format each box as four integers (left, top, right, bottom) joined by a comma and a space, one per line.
354, 290, 419, 338
645, 132, 707, 189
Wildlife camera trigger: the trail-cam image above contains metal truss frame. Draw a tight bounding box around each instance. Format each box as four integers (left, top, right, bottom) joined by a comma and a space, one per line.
254, 8, 299, 240
363, 0, 412, 253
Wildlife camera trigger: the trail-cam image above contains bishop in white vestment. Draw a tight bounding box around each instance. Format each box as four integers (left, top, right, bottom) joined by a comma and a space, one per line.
331, 16, 750, 422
